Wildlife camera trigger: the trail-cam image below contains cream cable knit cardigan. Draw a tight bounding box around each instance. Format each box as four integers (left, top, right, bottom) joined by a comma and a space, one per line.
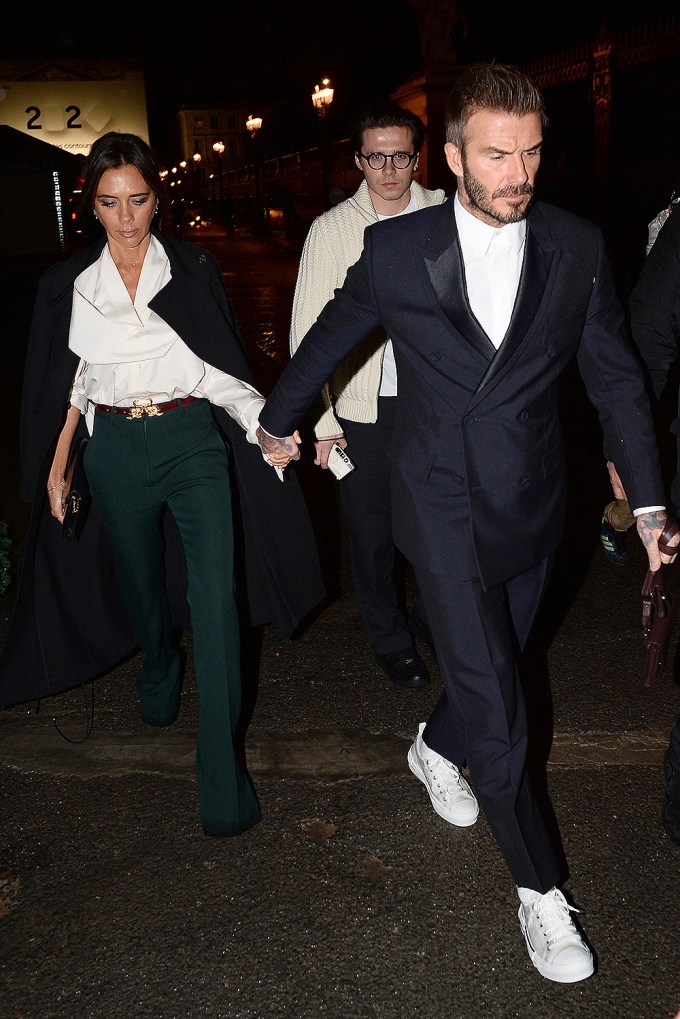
289, 178, 446, 438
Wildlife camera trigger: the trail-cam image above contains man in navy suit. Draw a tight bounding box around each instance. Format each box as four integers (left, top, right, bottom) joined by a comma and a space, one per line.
257, 62, 678, 982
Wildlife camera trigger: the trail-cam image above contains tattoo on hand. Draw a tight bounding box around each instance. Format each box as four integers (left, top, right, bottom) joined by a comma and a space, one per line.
638, 510, 667, 547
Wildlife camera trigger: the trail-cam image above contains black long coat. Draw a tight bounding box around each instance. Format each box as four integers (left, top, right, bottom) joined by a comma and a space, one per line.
0, 229, 325, 708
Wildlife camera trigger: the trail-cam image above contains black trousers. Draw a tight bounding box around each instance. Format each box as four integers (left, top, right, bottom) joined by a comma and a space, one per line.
419, 556, 564, 893
338, 397, 427, 657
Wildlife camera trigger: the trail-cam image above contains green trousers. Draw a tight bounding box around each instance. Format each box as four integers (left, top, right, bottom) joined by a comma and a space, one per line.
84, 399, 260, 836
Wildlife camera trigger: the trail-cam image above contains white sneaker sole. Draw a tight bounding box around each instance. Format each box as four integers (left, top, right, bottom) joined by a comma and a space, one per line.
519, 912, 595, 983
407, 745, 479, 827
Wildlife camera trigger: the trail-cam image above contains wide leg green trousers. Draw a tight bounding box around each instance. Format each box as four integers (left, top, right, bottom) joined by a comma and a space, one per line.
84, 399, 260, 836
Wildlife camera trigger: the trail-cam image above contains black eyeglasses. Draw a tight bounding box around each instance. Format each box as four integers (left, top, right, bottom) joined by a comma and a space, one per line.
358, 151, 417, 170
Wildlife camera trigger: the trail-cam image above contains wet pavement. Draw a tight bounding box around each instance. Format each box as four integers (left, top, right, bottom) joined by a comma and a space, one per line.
1, 224, 680, 1019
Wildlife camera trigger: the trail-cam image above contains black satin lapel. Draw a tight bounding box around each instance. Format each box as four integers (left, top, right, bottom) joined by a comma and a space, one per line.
419, 243, 496, 363
474, 230, 554, 395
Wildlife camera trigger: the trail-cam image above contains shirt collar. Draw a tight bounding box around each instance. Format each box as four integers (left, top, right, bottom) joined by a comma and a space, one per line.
454, 192, 526, 257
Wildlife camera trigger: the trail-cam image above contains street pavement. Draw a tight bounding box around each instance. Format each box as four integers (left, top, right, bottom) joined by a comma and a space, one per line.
1, 223, 679, 1019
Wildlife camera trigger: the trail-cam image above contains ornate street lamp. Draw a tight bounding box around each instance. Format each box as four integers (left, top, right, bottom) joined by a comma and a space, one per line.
311, 78, 334, 116
212, 139, 226, 226
245, 114, 265, 234
312, 79, 334, 207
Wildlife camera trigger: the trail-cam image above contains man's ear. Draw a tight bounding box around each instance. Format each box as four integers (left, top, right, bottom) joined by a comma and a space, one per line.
354, 152, 363, 172
444, 141, 462, 177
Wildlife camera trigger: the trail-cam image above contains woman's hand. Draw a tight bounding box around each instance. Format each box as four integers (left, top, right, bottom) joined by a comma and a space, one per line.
47, 478, 68, 523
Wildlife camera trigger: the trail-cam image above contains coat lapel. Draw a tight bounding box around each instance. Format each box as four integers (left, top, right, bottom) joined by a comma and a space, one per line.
473, 212, 556, 398
415, 202, 497, 365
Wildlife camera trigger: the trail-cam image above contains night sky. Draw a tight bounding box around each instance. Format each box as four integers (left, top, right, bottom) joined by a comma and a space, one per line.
3, 1, 678, 162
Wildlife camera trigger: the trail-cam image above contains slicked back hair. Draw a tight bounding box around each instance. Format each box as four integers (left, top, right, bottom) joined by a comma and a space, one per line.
445, 62, 548, 148
350, 100, 426, 156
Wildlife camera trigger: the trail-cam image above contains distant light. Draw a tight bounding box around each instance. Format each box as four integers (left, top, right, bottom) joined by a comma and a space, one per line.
312, 78, 334, 115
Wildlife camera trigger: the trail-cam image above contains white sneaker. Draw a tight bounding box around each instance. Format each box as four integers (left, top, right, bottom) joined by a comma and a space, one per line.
518, 888, 594, 983
407, 722, 479, 827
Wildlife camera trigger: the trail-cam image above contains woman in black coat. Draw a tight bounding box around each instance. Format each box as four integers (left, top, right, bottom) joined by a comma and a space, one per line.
0, 132, 325, 837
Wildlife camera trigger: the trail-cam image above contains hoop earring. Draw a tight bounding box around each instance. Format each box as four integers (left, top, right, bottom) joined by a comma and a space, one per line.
155, 201, 159, 214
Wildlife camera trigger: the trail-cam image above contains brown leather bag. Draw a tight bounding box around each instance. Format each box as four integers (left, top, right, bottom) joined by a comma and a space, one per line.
641, 518, 680, 687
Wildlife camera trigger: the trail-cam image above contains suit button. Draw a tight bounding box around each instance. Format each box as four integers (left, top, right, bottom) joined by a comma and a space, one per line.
453, 474, 464, 485
519, 476, 531, 487
464, 415, 474, 425
430, 351, 441, 361
520, 410, 529, 422
546, 347, 556, 358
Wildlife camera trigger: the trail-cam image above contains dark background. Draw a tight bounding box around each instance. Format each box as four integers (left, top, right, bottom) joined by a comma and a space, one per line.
4, 1, 679, 162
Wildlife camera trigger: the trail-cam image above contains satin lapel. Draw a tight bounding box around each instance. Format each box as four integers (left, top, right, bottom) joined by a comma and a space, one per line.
415, 203, 496, 365
472, 222, 555, 398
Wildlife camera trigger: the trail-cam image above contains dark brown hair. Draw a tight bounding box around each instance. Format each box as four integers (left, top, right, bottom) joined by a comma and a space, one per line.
445, 62, 548, 148
79, 131, 168, 226
350, 99, 426, 155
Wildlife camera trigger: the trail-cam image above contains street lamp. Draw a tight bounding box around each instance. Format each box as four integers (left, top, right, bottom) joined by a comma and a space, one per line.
212, 139, 226, 227
311, 78, 334, 116
245, 114, 265, 235
312, 78, 334, 207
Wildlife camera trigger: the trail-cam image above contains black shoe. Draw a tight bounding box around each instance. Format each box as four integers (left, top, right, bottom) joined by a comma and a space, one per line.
599, 518, 631, 566
662, 752, 680, 846
376, 647, 430, 688
408, 611, 435, 654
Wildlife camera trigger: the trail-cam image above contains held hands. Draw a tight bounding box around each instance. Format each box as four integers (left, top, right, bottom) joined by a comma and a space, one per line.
256, 425, 301, 468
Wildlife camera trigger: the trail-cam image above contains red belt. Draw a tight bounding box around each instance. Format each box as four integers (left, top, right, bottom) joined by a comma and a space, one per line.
95, 396, 199, 418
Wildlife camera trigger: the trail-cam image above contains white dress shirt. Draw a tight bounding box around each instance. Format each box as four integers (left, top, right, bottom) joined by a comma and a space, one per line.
68, 237, 265, 444
453, 192, 525, 348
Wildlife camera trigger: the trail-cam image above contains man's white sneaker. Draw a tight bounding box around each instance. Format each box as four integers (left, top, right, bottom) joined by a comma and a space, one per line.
407, 722, 479, 827
518, 888, 594, 983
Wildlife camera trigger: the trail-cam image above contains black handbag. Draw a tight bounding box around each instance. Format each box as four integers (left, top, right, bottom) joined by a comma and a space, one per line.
641, 518, 680, 687
62, 436, 92, 542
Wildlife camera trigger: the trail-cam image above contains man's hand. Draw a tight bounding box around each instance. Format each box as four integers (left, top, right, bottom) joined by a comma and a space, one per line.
607, 460, 627, 500
314, 435, 347, 468
637, 510, 680, 571
256, 425, 301, 467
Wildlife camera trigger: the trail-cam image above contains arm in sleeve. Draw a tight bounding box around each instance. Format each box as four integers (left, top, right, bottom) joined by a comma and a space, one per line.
289, 218, 342, 439
261, 231, 382, 439
200, 365, 266, 443
629, 209, 680, 402
576, 230, 664, 510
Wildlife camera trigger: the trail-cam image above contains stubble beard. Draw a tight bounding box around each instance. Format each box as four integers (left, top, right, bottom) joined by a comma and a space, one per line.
462, 167, 534, 226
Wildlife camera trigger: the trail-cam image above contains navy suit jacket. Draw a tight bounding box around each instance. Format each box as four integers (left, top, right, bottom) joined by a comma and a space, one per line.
261, 198, 664, 587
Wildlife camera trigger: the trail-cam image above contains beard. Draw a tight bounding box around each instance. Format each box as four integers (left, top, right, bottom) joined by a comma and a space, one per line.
461, 164, 534, 225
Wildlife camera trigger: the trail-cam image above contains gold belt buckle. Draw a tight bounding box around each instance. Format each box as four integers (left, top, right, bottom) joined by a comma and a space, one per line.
128, 397, 163, 419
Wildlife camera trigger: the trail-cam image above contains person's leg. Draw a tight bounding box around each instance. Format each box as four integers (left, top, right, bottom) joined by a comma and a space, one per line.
154, 403, 260, 836
339, 400, 412, 655
416, 564, 562, 892
84, 413, 181, 726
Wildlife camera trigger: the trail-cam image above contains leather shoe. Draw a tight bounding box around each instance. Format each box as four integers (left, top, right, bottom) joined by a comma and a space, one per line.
376, 647, 429, 688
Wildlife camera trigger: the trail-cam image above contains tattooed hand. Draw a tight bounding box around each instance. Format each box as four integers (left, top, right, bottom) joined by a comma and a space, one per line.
256, 425, 301, 467
636, 510, 680, 571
